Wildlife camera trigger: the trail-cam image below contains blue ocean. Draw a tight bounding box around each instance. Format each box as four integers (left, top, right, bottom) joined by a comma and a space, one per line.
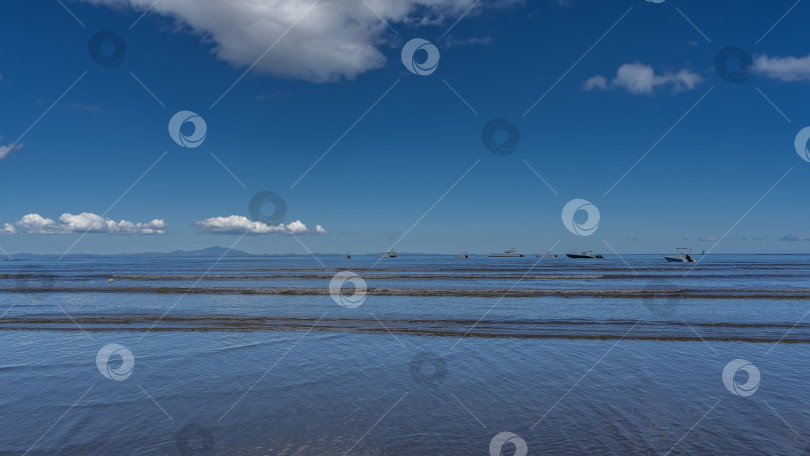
1, 254, 808, 455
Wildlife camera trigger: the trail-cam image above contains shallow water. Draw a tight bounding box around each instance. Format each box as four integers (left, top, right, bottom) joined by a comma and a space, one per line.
1, 254, 808, 454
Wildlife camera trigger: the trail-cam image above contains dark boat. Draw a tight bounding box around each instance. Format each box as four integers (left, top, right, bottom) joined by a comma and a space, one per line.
566, 250, 603, 259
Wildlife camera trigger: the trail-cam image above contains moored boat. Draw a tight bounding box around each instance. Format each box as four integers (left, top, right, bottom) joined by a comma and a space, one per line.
455, 252, 469, 259
664, 248, 695, 263
376, 251, 397, 258
489, 248, 524, 258
566, 250, 603, 259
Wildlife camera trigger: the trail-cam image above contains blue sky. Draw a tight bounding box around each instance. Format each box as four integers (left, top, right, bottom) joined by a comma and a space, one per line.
0, 0, 809, 254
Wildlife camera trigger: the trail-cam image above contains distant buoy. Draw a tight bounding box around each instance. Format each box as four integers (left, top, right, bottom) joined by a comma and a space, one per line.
108, 278, 114, 283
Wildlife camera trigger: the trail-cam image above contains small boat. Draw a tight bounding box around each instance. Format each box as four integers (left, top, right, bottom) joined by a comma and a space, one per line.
566, 250, 603, 259
455, 252, 469, 259
664, 248, 695, 263
376, 251, 397, 258
535, 251, 558, 258
489, 248, 524, 258
345, 253, 352, 259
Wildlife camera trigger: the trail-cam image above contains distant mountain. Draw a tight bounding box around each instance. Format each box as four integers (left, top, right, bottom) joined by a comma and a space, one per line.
9, 246, 256, 258
5, 248, 436, 258
157, 246, 254, 257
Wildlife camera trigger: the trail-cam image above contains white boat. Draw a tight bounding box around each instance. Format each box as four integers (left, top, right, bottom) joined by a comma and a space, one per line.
345, 253, 352, 259
376, 251, 397, 258
455, 252, 469, 259
489, 248, 524, 258
535, 251, 558, 258
664, 248, 695, 263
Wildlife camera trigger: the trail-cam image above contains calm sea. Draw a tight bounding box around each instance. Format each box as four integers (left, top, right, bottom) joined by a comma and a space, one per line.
1, 254, 808, 455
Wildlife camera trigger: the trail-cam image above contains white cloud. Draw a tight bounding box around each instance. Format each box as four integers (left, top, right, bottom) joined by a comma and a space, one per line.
0, 143, 22, 160
585, 63, 702, 95
83, 0, 512, 82
194, 215, 327, 235
2, 212, 168, 235
583, 75, 607, 91
753, 53, 810, 82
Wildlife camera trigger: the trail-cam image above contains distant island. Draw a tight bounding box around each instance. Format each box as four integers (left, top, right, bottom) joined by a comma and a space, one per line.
4, 247, 439, 258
